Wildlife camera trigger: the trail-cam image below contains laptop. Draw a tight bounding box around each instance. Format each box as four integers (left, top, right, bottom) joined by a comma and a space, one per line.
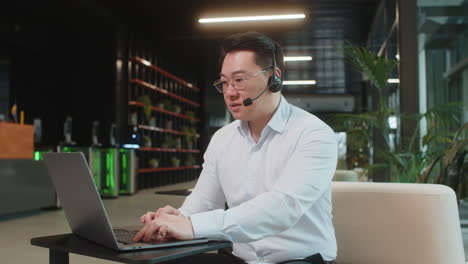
43, 152, 209, 251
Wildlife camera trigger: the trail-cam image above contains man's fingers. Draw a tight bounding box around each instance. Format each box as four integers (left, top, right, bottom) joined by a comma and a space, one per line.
158, 224, 168, 238
140, 211, 154, 224
143, 223, 159, 241
155, 208, 164, 217
140, 214, 147, 223
155, 205, 181, 217
133, 226, 147, 242
135, 208, 187, 242
144, 212, 156, 224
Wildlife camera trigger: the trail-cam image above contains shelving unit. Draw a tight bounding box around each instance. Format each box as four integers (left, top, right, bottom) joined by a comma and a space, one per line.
128, 101, 200, 121
127, 53, 202, 190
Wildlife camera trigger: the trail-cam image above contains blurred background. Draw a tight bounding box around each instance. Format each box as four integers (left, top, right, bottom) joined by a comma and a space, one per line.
0, 0, 467, 213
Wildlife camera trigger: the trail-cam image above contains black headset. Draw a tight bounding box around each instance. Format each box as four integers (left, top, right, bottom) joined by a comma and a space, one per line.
268, 44, 283, 93
242, 42, 283, 107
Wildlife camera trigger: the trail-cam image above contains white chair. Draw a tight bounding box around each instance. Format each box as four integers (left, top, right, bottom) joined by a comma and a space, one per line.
332, 182, 465, 264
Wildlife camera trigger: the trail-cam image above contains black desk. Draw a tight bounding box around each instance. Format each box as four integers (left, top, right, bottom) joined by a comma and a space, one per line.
31, 234, 232, 264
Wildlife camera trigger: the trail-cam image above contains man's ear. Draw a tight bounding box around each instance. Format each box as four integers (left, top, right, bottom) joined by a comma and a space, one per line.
275, 67, 282, 79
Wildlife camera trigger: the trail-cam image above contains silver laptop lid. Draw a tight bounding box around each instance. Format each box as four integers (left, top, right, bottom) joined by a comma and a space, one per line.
43, 152, 119, 249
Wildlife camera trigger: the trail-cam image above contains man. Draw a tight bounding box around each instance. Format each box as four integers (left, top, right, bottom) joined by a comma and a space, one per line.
133, 32, 338, 264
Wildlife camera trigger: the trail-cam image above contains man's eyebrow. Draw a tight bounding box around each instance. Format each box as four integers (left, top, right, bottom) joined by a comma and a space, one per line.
220, 70, 248, 78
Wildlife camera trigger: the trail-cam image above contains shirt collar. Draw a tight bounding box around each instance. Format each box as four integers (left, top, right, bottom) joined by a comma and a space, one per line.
266, 95, 290, 134
236, 95, 291, 137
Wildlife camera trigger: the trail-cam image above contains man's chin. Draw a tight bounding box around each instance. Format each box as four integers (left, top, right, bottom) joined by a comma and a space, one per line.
231, 112, 246, 121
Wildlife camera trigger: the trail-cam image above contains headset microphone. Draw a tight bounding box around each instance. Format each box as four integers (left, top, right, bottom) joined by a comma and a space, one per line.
243, 86, 269, 106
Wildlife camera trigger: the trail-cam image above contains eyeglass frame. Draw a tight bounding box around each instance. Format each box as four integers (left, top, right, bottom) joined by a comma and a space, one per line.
213, 66, 272, 94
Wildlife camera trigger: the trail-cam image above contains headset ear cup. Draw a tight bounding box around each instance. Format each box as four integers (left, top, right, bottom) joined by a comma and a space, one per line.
269, 43, 282, 93
269, 75, 282, 93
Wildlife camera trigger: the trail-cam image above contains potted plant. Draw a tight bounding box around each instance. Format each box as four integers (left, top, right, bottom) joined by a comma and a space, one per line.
425, 123, 468, 201
171, 157, 181, 167
165, 120, 173, 130
182, 126, 197, 149
173, 104, 182, 114
185, 110, 196, 124
156, 101, 164, 109
148, 158, 159, 168
185, 154, 196, 166
138, 95, 152, 123
142, 135, 152, 147
161, 135, 175, 149
149, 116, 156, 127
162, 99, 173, 111
330, 42, 465, 186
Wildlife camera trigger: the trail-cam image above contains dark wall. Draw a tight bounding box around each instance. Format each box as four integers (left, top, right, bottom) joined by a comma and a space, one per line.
2, 0, 378, 149
7, 21, 116, 146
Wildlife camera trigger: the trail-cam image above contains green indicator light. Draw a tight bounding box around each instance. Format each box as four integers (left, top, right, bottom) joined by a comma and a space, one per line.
106, 150, 116, 195
63, 146, 72, 152
122, 153, 128, 186
34, 151, 41, 161
122, 153, 127, 170
93, 150, 100, 188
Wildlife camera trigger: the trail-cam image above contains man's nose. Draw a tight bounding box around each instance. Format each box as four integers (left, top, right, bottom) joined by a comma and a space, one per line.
224, 82, 239, 96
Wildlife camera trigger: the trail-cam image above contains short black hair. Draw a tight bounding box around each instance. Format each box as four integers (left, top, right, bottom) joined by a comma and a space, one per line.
220, 32, 284, 78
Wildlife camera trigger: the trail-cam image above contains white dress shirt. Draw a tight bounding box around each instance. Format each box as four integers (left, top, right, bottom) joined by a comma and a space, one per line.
179, 96, 338, 263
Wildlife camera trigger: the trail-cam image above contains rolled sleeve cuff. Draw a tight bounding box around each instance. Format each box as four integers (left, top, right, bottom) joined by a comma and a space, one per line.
189, 209, 228, 241
178, 208, 189, 217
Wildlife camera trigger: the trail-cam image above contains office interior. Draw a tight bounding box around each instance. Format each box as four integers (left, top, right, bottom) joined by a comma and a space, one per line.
1, 0, 468, 263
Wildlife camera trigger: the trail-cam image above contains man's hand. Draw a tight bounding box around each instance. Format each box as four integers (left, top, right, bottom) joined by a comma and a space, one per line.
133, 213, 195, 242
139, 205, 183, 224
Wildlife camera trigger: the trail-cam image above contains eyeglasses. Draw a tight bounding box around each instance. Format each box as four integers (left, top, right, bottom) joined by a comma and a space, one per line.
213, 67, 271, 94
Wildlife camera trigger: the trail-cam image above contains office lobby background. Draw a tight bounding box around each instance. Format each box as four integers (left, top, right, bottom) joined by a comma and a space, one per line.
0, 0, 468, 262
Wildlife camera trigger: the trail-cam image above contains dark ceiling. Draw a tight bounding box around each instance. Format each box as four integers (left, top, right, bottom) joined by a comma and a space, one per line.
2, 0, 379, 96
97, 0, 379, 95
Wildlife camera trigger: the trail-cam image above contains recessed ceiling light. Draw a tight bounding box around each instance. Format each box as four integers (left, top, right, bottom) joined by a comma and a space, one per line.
199, 14, 306, 23
284, 56, 312, 61
283, 80, 316, 85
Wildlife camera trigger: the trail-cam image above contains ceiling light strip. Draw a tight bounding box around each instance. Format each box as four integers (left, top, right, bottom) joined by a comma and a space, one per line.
283, 80, 316, 85
199, 14, 306, 23
284, 56, 312, 61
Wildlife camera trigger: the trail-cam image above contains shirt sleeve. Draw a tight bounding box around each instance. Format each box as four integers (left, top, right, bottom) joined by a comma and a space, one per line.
189, 126, 337, 242
178, 133, 226, 217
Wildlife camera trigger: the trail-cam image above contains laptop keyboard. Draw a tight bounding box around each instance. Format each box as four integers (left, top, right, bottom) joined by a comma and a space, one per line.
113, 228, 139, 244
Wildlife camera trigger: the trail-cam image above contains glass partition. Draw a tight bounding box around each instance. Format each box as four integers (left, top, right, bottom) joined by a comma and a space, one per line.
417, 0, 468, 123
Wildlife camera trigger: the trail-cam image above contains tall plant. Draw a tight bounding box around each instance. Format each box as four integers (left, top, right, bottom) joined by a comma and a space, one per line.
429, 123, 468, 200
330, 42, 465, 185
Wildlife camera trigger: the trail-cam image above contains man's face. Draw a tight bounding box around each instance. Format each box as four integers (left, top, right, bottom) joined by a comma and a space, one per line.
220, 50, 269, 121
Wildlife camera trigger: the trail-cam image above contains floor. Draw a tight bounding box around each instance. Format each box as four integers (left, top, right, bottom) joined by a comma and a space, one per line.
0, 181, 195, 264
2, 181, 468, 263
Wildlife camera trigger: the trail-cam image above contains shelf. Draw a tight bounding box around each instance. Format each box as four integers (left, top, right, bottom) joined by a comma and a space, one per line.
138, 125, 200, 137
131, 56, 200, 92
128, 101, 200, 122
139, 147, 200, 153
130, 79, 200, 107
138, 165, 201, 173
129, 45, 203, 190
